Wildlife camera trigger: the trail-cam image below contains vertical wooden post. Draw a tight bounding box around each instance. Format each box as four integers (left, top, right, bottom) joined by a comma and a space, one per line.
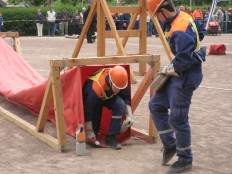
36, 74, 53, 132
13, 37, 22, 57
148, 60, 160, 143
50, 66, 67, 151
97, 0, 106, 57
139, 0, 147, 75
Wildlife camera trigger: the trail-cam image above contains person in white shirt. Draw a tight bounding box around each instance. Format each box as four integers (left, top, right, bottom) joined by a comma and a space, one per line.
46, 7, 56, 36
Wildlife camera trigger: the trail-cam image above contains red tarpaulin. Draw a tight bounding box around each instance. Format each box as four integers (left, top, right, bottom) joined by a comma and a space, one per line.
0, 37, 131, 142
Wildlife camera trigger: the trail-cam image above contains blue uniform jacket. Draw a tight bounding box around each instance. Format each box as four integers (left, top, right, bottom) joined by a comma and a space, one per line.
164, 11, 206, 73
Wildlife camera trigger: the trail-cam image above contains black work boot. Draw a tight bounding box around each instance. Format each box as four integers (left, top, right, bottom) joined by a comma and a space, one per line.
105, 135, 122, 150
162, 146, 176, 166
168, 161, 192, 173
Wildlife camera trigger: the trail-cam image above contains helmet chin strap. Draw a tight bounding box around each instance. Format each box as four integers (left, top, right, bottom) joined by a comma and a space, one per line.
160, 9, 168, 21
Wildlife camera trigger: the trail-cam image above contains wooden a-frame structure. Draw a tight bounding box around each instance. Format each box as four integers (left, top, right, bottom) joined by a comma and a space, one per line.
72, 0, 149, 83
0, 0, 174, 151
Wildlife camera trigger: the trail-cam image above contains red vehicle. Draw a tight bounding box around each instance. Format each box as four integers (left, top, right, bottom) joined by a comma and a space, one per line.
207, 21, 222, 35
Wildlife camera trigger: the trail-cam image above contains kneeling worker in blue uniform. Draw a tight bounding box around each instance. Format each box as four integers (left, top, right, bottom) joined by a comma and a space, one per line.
147, 0, 206, 173
83, 65, 133, 149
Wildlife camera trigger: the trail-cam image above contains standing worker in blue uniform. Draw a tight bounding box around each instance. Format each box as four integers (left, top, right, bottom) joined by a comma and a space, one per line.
147, 0, 206, 173
83, 66, 133, 150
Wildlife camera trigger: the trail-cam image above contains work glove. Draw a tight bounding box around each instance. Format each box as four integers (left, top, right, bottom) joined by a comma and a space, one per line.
159, 63, 179, 76
121, 105, 133, 132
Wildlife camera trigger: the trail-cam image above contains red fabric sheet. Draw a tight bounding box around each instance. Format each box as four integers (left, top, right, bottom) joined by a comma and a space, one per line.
0, 37, 131, 141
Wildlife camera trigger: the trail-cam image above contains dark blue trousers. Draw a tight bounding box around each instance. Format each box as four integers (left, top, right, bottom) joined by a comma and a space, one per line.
149, 67, 202, 163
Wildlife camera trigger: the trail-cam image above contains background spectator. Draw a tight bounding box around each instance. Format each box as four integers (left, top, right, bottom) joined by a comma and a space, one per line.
71, 9, 81, 35
222, 7, 229, 33
187, 7, 193, 16
60, 8, 69, 36
46, 7, 56, 36
84, 4, 97, 43
0, 13, 3, 32
36, 9, 44, 37
80, 7, 86, 35
192, 7, 203, 21
215, 8, 224, 32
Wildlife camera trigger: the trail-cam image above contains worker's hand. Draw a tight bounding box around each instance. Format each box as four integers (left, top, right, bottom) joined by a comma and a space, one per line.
159, 64, 179, 76
121, 105, 133, 132
121, 116, 133, 132
123, 116, 133, 128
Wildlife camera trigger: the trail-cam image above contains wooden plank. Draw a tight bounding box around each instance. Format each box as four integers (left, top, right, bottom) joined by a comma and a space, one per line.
131, 68, 152, 113
0, 106, 59, 150
105, 30, 140, 38
131, 127, 158, 143
50, 54, 160, 67
109, 6, 140, 13
97, 0, 106, 57
51, 66, 67, 151
0, 32, 19, 37
37, 75, 53, 132
150, 15, 174, 61
72, 0, 98, 58
139, 0, 147, 75
148, 59, 160, 141
13, 37, 22, 56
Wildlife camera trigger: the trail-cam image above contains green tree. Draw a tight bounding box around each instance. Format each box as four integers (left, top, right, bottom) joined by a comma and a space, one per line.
7, 0, 47, 6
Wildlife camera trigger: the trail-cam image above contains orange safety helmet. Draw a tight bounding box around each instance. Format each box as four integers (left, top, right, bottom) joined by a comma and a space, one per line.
109, 66, 128, 89
147, 0, 165, 15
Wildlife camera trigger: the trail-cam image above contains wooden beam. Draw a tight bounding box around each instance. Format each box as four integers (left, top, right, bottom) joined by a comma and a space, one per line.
0, 106, 60, 150
0, 32, 19, 37
100, 0, 126, 56
109, 6, 141, 13
37, 75, 53, 132
131, 127, 158, 143
51, 66, 67, 151
97, 0, 106, 57
72, 0, 98, 58
139, 0, 147, 75
150, 15, 174, 61
148, 60, 160, 142
50, 54, 160, 67
131, 68, 152, 113
13, 37, 22, 56
105, 30, 140, 38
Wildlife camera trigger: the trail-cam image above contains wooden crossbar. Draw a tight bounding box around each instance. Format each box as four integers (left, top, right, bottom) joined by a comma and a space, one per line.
0, 32, 22, 56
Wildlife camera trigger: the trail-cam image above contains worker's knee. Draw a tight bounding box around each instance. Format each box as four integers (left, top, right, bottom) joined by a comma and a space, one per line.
169, 103, 190, 124
112, 97, 125, 115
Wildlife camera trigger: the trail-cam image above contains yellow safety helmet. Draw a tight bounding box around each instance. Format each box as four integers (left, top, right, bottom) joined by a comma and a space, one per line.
109, 66, 128, 89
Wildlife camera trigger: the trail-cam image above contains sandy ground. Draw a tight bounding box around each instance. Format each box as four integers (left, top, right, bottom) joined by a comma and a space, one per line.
0, 34, 232, 174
